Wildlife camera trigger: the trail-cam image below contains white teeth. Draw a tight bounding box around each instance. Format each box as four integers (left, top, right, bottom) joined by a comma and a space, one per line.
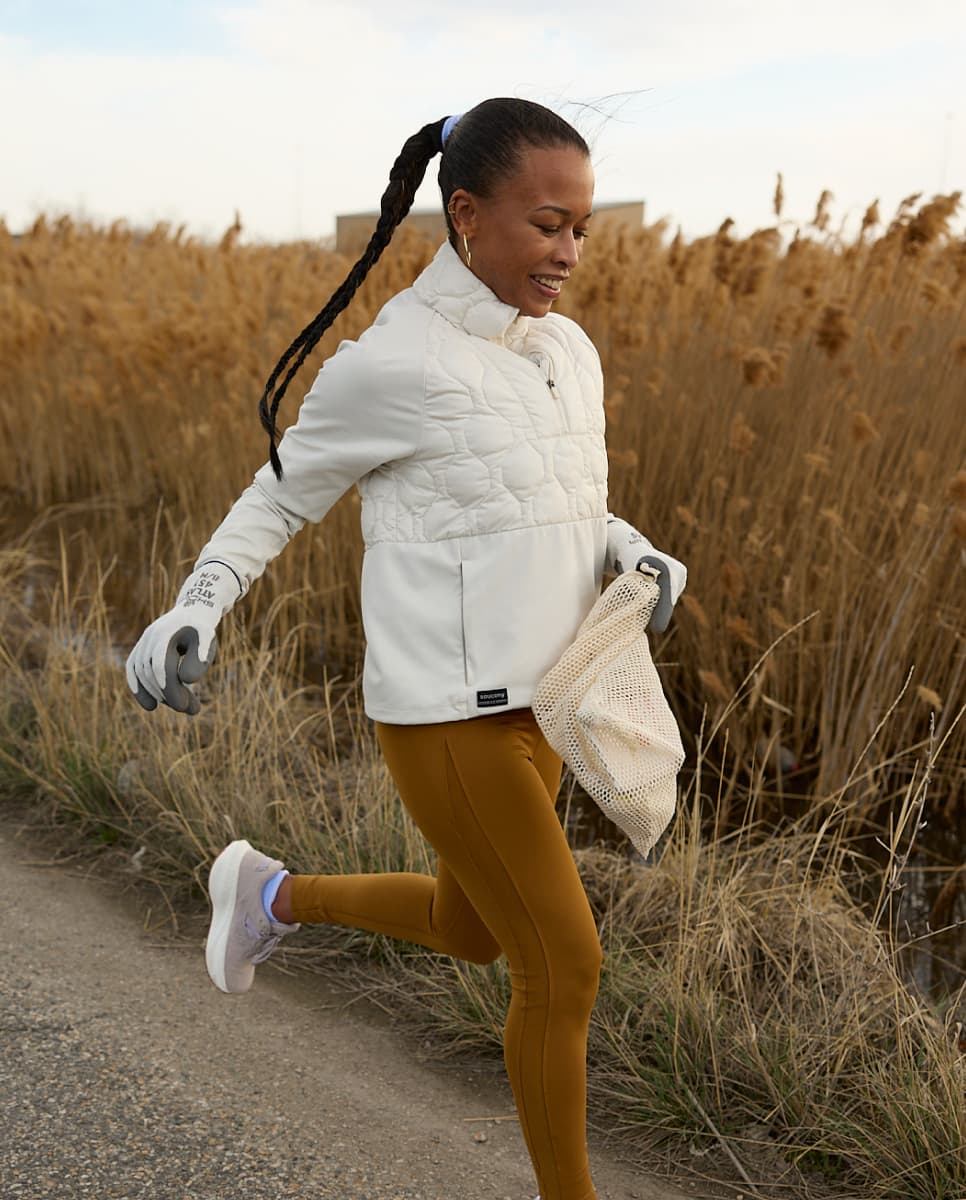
532, 275, 562, 291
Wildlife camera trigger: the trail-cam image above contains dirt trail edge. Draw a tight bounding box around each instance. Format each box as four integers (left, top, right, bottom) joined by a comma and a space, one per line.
0, 823, 714, 1200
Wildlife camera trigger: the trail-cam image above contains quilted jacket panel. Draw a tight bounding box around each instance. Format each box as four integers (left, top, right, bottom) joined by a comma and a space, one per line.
194, 241, 677, 723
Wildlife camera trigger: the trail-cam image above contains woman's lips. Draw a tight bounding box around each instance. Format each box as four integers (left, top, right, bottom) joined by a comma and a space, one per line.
530, 275, 564, 298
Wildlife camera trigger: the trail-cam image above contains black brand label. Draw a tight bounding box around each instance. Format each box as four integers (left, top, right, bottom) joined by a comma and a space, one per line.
477, 688, 509, 708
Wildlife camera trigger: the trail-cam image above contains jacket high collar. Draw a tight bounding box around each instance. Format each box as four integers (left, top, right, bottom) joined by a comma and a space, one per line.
413, 240, 532, 346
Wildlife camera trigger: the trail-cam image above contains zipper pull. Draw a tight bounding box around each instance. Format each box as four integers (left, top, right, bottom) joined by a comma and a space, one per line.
529, 351, 560, 398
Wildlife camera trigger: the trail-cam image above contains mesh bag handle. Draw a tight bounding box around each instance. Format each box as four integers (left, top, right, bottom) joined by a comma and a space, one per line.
532, 568, 685, 857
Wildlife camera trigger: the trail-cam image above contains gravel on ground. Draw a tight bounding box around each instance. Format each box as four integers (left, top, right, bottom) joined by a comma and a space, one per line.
0, 820, 720, 1200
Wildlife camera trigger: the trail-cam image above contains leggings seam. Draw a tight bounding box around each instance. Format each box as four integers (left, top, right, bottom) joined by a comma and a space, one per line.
435, 888, 485, 943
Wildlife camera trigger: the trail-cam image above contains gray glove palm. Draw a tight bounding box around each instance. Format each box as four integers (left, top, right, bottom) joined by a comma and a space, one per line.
126, 564, 241, 715
636, 554, 682, 634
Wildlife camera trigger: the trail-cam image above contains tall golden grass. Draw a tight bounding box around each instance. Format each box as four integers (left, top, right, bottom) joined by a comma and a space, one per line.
1, 194, 964, 1195
1, 199, 963, 819
0, 532, 962, 1197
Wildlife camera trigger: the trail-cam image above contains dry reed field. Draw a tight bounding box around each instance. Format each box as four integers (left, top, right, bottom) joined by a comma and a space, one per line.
0, 192, 964, 1197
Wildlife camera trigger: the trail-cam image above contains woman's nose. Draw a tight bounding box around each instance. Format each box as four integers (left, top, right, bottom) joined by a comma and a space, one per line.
553, 231, 580, 268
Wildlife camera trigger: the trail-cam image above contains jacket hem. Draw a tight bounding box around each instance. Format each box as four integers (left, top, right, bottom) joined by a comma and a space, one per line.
364, 685, 539, 726
364, 697, 469, 725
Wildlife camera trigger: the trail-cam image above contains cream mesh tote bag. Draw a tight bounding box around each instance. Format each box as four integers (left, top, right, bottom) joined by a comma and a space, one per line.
532, 566, 685, 857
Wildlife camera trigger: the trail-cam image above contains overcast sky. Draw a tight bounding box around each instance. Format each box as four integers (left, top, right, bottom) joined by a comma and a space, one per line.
2, 0, 964, 244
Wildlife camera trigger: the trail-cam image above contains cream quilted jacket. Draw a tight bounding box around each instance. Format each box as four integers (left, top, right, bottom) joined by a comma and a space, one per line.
195, 240, 685, 723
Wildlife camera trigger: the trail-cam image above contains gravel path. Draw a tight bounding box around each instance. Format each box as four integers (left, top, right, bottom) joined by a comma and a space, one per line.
0, 821, 713, 1200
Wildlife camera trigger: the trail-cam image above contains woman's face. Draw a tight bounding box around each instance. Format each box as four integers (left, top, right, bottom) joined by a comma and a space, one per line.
447, 144, 594, 318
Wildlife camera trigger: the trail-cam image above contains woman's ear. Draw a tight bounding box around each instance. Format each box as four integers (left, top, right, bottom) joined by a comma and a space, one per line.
446, 189, 479, 238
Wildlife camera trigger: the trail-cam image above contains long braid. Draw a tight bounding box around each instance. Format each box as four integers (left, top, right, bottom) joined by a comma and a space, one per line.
259, 116, 448, 478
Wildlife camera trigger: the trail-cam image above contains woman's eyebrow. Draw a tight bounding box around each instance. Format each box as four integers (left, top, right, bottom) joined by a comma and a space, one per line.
532, 205, 594, 220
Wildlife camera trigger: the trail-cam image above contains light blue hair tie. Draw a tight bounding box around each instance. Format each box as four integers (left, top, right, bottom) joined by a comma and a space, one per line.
441, 113, 463, 149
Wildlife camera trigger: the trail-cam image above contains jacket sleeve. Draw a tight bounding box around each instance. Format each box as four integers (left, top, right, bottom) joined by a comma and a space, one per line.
193, 330, 425, 593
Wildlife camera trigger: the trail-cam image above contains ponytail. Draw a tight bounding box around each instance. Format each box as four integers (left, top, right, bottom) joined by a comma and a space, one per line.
258, 116, 448, 478
258, 99, 588, 479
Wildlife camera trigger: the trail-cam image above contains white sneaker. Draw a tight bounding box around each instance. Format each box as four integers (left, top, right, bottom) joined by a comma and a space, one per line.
205, 839, 299, 993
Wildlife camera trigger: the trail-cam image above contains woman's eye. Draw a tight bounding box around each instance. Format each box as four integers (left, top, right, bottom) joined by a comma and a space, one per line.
538, 225, 590, 240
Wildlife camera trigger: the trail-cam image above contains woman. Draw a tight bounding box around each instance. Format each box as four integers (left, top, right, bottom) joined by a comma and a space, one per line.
126, 98, 686, 1200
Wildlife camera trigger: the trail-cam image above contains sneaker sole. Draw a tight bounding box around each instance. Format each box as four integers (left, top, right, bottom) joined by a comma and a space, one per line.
205, 838, 253, 993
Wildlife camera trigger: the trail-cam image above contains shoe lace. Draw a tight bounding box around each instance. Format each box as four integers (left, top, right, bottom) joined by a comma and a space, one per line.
242, 913, 284, 964
250, 934, 282, 964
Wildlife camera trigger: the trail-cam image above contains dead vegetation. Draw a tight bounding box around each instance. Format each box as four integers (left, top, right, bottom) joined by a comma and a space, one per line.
1, 189, 964, 1195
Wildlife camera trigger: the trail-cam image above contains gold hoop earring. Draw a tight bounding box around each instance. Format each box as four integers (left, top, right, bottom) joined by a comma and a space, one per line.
462, 233, 472, 269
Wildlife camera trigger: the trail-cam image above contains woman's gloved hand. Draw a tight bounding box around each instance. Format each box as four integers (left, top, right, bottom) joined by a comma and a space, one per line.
606, 513, 687, 634
635, 551, 686, 634
126, 563, 241, 714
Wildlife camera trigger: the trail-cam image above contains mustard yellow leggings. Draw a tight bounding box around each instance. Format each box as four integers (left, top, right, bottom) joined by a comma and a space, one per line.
287, 708, 601, 1200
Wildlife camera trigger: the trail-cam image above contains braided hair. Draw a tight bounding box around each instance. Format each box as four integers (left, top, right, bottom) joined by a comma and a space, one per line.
259, 99, 590, 478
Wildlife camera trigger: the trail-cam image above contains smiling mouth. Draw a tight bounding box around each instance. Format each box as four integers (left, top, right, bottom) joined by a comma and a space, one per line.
531, 275, 564, 295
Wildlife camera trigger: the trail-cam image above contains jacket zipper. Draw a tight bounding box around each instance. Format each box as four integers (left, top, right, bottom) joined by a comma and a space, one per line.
544, 356, 569, 430
530, 351, 563, 411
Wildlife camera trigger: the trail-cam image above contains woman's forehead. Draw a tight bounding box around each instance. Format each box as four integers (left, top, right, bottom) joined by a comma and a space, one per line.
498, 145, 595, 209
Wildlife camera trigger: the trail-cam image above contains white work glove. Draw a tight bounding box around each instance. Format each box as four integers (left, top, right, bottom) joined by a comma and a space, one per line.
607, 515, 687, 635
126, 563, 242, 715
